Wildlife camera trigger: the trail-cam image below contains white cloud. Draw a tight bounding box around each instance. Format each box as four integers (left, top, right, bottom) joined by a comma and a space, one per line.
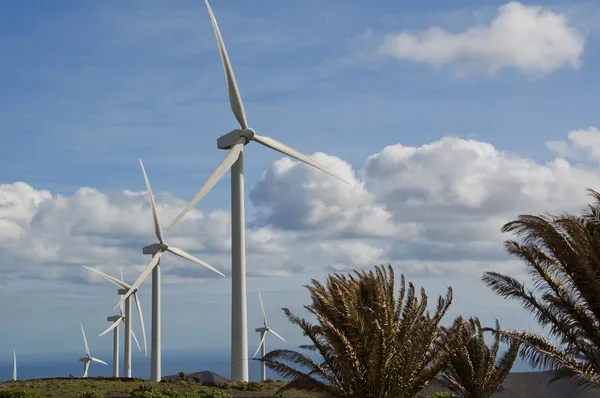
546, 127, 600, 162
3, 127, 600, 284
377, 1, 585, 75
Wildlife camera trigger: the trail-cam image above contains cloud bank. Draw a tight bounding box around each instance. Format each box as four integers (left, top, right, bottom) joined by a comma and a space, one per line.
3, 127, 600, 284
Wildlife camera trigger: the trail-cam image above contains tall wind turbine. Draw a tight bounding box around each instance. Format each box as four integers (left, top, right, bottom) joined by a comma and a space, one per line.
78, 323, 107, 378
12, 350, 16, 381
84, 265, 147, 378
117, 159, 226, 382
165, 0, 349, 382
253, 289, 286, 381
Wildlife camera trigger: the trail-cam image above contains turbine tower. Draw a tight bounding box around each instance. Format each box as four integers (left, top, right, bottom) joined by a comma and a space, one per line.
12, 350, 16, 381
84, 266, 147, 378
78, 323, 107, 378
253, 289, 286, 381
117, 159, 226, 382
166, 0, 349, 382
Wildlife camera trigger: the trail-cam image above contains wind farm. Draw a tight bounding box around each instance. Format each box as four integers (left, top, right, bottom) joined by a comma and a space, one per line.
4, 0, 600, 397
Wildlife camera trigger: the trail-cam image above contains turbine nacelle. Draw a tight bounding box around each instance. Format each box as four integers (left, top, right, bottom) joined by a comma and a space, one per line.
217, 129, 255, 150
255, 327, 268, 333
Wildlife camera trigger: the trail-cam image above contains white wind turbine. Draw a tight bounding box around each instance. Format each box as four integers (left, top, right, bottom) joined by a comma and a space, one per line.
165, 0, 349, 382
78, 323, 107, 378
83, 266, 147, 378
12, 350, 16, 381
253, 289, 286, 381
117, 159, 226, 382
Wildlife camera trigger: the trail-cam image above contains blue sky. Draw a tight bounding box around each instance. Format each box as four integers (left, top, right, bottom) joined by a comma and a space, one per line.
1, 0, 600, 380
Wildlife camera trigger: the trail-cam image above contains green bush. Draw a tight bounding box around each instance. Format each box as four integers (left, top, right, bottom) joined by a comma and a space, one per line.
75, 392, 106, 398
0, 392, 44, 398
427, 393, 453, 398
196, 391, 232, 398
270, 393, 292, 398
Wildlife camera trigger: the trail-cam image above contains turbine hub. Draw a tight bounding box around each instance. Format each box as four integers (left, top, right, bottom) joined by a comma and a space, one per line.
240, 128, 255, 143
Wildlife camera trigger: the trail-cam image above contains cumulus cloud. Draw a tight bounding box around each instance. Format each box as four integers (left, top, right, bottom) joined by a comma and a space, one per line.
546, 127, 600, 163
377, 1, 585, 75
0, 183, 292, 283
3, 127, 600, 283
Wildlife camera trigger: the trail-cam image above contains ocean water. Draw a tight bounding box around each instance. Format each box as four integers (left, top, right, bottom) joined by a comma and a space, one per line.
1, 352, 278, 382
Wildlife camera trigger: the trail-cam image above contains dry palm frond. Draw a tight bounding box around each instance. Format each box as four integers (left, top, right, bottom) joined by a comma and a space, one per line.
482, 189, 600, 389
262, 264, 463, 398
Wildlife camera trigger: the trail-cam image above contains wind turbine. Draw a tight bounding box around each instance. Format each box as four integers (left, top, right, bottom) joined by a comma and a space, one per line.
78, 323, 107, 378
253, 289, 286, 381
116, 159, 226, 382
12, 350, 16, 381
84, 266, 147, 377
165, 0, 349, 382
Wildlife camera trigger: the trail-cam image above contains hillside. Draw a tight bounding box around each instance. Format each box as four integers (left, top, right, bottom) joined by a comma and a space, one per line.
422, 371, 600, 397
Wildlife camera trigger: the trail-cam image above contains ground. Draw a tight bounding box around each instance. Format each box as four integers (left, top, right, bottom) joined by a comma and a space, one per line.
0, 378, 315, 398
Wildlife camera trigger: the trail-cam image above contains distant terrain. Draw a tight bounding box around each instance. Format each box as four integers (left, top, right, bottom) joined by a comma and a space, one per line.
422, 371, 600, 397
2, 371, 600, 397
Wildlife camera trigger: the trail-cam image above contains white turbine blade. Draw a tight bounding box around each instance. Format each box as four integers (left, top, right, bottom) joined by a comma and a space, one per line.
166, 246, 226, 277
166, 139, 244, 231
83, 362, 89, 378
114, 251, 163, 310
13, 350, 16, 381
268, 328, 287, 344
83, 266, 130, 290
91, 357, 108, 366
253, 332, 267, 359
258, 288, 268, 328
130, 329, 142, 353
99, 317, 122, 337
204, 0, 248, 129
80, 323, 90, 356
120, 267, 124, 282
252, 135, 350, 185
133, 292, 148, 357
139, 159, 165, 244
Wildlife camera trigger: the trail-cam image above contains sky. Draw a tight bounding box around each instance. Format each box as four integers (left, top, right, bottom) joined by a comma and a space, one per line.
2, 0, 600, 379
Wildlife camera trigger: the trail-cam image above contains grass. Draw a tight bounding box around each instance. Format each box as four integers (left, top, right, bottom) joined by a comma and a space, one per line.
0, 378, 313, 398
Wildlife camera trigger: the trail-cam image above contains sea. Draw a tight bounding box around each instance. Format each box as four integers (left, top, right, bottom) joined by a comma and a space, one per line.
1, 351, 535, 382
1, 352, 277, 382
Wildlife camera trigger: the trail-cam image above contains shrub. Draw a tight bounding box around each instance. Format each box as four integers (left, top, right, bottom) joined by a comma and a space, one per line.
246, 382, 264, 391
427, 393, 453, 398
0, 392, 44, 398
197, 391, 233, 398
270, 393, 292, 398
75, 392, 106, 398
192, 375, 202, 384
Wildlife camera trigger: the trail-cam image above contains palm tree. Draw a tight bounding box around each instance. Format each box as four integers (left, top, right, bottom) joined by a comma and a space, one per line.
261, 264, 465, 398
439, 317, 519, 398
482, 188, 600, 388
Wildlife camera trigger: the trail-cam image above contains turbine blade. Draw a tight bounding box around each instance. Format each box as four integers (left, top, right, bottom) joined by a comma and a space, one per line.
99, 318, 122, 338
131, 329, 142, 353
253, 332, 267, 359
114, 251, 163, 310
120, 267, 124, 282
80, 323, 90, 356
139, 159, 165, 244
83, 266, 130, 290
167, 246, 225, 277
204, 0, 248, 129
268, 328, 287, 344
252, 135, 350, 185
258, 288, 268, 328
91, 357, 108, 366
166, 140, 244, 231
133, 292, 148, 357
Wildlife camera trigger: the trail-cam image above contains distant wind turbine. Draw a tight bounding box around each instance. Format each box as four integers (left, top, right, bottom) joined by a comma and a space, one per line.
78, 323, 107, 378
84, 265, 147, 378
116, 159, 226, 382
165, 0, 349, 382
12, 350, 16, 381
253, 289, 286, 381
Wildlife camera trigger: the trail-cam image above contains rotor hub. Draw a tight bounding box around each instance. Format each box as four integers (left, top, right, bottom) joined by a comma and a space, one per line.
240, 128, 255, 144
